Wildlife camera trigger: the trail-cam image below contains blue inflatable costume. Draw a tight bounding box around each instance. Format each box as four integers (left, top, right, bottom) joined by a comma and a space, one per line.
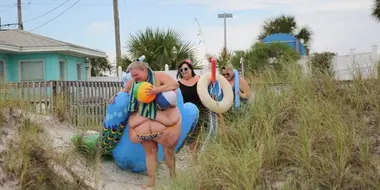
94, 56, 199, 173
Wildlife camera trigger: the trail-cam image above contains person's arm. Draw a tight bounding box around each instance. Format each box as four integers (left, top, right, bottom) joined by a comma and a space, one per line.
122, 80, 133, 93
115, 80, 131, 96
110, 80, 133, 103
155, 72, 179, 93
239, 77, 251, 99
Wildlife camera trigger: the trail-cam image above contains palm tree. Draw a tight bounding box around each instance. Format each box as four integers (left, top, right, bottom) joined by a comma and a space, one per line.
258, 14, 312, 54
217, 48, 233, 68
89, 57, 112, 76
126, 27, 197, 71
372, 0, 380, 22
120, 55, 132, 72
204, 48, 233, 70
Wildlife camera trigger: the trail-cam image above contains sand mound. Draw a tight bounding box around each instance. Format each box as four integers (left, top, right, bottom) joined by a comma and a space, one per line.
0, 109, 20, 189
0, 109, 191, 190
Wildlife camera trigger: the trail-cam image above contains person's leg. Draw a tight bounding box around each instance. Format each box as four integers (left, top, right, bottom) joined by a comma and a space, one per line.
141, 140, 158, 189
163, 146, 176, 178
156, 119, 181, 179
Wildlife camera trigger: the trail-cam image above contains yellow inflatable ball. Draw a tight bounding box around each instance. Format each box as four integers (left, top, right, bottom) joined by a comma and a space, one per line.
134, 82, 156, 103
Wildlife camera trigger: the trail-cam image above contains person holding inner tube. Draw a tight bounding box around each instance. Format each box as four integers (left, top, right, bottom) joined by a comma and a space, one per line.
176, 59, 207, 153
110, 60, 180, 189
221, 64, 251, 103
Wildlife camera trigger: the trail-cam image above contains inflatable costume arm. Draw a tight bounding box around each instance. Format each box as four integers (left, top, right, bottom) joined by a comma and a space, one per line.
239, 77, 250, 99
155, 72, 179, 93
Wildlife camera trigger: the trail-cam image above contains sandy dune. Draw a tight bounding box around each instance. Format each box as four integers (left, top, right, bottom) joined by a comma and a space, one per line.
0, 109, 191, 190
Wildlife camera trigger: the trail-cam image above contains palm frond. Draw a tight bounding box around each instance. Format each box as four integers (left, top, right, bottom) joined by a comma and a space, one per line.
372, 0, 380, 22
296, 26, 313, 45
89, 57, 112, 76
258, 14, 312, 44
125, 27, 197, 70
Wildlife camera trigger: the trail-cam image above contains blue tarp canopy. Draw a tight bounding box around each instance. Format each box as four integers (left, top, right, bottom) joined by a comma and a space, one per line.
263, 33, 306, 56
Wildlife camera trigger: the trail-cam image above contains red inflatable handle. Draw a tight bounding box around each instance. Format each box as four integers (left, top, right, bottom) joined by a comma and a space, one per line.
211, 58, 216, 84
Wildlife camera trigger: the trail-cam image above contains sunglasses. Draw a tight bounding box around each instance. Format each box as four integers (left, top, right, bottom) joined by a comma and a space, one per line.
179, 67, 189, 73
222, 73, 230, 77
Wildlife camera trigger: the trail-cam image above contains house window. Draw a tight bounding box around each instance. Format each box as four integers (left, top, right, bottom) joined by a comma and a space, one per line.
19, 60, 44, 82
59, 60, 66, 80
0, 60, 5, 82
76, 63, 82, 80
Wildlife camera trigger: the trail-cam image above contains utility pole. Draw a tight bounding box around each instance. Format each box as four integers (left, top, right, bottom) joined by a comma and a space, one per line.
113, 0, 121, 76
217, 13, 233, 52
17, 0, 23, 30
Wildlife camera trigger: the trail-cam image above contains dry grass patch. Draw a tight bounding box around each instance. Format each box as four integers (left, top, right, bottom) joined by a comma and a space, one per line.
168, 62, 380, 190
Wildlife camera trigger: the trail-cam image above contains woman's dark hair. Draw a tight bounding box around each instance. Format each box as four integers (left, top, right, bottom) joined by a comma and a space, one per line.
176, 60, 196, 79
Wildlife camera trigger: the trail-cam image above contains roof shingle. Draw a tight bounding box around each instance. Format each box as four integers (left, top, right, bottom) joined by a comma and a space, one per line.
0, 29, 104, 54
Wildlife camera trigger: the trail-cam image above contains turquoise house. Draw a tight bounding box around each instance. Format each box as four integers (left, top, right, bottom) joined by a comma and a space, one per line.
0, 29, 107, 82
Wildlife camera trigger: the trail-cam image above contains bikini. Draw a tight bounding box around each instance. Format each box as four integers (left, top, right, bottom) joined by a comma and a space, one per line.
136, 125, 176, 141
128, 68, 175, 141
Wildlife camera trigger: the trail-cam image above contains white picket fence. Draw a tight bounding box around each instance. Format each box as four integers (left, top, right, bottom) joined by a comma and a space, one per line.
90, 46, 380, 82
89, 67, 206, 82
299, 45, 379, 80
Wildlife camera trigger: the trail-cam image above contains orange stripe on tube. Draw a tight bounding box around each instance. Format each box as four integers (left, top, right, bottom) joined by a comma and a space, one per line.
211, 58, 216, 84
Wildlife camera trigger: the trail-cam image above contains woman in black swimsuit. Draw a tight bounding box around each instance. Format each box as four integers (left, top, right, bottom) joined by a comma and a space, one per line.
177, 59, 207, 153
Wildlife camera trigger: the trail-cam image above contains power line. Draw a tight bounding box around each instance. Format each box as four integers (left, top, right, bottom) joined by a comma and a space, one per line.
23, 0, 70, 23
21, 1, 116, 6
0, 3, 16, 12
19, 1, 172, 7
29, 0, 80, 32
0, 23, 20, 29
0, 3, 16, 8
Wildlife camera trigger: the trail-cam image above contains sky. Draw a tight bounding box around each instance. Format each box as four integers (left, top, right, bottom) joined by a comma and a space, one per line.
1, 0, 380, 69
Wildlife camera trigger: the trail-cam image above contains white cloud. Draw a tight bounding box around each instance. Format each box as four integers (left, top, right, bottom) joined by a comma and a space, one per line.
181, 0, 380, 60
92, 0, 380, 69
184, 22, 261, 57
292, 0, 373, 13
182, 0, 306, 11
88, 21, 113, 35
183, 0, 373, 12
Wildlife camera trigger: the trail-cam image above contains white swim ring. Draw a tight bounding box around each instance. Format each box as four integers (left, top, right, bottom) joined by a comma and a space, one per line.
197, 72, 234, 113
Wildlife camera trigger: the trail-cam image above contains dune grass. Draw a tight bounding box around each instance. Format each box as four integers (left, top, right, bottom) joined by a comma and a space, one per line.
167, 62, 380, 189
1, 59, 380, 189
0, 115, 89, 189
0, 97, 94, 189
